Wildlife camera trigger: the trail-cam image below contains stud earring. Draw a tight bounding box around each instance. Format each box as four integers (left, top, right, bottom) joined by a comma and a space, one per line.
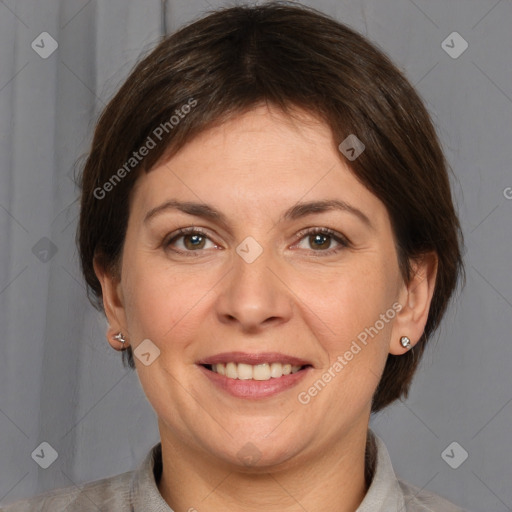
400, 336, 412, 350
113, 332, 126, 344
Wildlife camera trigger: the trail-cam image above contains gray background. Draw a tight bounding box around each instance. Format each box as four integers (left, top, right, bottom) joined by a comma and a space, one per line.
0, 0, 511, 510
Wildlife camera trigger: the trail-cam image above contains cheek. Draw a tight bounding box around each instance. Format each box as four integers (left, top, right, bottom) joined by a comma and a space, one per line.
298, 258, 394, 348
299, 263, 395, 413
120, 252, 216, 346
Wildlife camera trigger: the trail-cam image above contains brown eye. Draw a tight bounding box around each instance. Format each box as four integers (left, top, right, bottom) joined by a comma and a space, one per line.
308, 233, 332, 250
182, 233, 207, 250
164, 227, 218, 255
295, 228, 350, 255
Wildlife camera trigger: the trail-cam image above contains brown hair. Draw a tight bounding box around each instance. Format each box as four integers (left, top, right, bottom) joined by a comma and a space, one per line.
78, 1, 465, 413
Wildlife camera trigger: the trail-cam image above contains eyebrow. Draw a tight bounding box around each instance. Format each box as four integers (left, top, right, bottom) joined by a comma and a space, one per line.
144, 198, 374, 230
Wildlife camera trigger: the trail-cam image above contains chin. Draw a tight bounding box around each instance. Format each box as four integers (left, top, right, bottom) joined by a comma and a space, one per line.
212, 437, 307, 472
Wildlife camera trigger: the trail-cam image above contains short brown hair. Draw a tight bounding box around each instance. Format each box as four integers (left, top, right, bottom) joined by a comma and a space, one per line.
78, 1, 465, 412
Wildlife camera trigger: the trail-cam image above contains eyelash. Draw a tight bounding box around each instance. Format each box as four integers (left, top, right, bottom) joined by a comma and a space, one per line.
163, 227, 350, 257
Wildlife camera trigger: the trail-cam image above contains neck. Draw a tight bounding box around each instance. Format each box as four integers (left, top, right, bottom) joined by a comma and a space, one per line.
157, 423, 371, 512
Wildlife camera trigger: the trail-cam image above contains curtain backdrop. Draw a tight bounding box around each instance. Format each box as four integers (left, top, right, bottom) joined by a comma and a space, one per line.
1, 1, 511, 510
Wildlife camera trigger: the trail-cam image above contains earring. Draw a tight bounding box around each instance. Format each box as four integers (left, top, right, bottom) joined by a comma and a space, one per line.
113, 332, 126, 344
400, 336, 412, 350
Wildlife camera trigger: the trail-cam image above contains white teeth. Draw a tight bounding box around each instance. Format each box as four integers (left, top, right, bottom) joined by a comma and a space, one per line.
225, 362, 237, 379
210, 362, 303, 380
270, 362, 282, 378
237, 363, 253, 380
253, 363, 270, 381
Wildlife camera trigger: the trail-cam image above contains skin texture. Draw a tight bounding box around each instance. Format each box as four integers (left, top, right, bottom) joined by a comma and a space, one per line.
95, 105, 437, 512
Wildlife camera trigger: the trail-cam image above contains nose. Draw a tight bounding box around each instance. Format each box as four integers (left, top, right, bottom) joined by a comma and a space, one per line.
214, 243, 293, 333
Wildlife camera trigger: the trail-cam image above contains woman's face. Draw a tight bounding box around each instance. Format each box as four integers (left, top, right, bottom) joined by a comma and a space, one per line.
103, 105, 418, 469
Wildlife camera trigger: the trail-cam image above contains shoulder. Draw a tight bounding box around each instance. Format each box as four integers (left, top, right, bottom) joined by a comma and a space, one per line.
0, 470, 135, 512
398, 479, 468, 512
362, 430, 468, 512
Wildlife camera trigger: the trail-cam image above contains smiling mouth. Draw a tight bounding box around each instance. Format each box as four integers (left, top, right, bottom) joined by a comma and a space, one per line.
202, 362, 312, 381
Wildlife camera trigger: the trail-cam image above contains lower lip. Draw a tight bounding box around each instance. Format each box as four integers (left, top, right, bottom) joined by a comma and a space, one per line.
198, 365, 311, 399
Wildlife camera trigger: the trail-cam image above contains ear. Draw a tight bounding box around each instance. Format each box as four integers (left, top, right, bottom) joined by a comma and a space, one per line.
93, 254, 129, 351
389, 252, 438, 355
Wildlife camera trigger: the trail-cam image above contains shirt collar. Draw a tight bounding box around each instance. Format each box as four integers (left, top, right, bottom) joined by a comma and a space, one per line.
356, 429, 406, 511
130, 429, 405, 512
130, 442, 171, 511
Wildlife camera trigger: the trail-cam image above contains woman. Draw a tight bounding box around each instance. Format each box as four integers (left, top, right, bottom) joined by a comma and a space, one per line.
2, 2, 466, 511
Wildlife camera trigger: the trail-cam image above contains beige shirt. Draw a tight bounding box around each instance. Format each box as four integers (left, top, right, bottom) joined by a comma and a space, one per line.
1, 430, 467, 511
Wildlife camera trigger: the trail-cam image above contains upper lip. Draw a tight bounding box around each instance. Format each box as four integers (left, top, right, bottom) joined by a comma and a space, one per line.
197, 352, 313, 367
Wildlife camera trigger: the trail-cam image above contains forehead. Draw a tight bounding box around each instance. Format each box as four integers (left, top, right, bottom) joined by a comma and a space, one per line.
130, 105, 387, 226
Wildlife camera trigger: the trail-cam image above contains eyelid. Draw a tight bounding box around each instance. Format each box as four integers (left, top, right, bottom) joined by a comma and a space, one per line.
164, 226, 219, 247
295, 226, 350, 243
292, 227, 351, 252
